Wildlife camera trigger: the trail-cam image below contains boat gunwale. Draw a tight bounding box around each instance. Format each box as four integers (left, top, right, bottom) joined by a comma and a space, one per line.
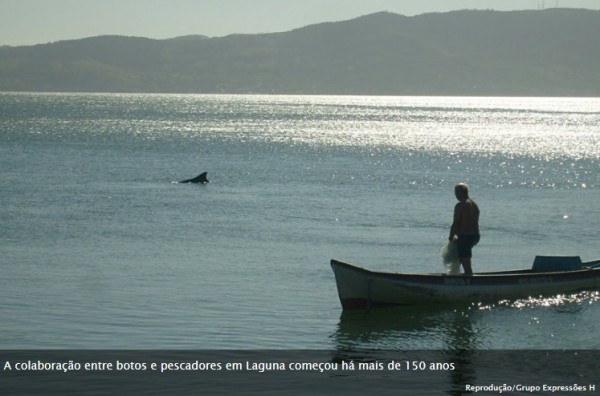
330, 258, 600, 285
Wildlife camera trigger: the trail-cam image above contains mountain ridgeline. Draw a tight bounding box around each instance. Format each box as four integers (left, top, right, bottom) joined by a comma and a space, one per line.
1, 9, 599, 96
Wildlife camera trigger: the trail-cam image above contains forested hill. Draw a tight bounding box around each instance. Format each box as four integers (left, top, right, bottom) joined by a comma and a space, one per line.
1, 9, 599, 96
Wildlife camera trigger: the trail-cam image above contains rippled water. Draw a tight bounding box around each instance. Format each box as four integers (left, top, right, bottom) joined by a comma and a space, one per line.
1, 93, 599, 351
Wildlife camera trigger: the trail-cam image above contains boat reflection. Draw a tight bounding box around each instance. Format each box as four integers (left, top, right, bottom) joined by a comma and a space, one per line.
333, 303, 482, 351
330, 294, 600, 394
332, 304, 480, 395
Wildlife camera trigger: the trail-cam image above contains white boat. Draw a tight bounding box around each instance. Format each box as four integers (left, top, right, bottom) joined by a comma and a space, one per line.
331, 256, 600, 310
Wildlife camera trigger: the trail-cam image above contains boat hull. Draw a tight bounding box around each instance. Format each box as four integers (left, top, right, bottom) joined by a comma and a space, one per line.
331, 259, 600, 310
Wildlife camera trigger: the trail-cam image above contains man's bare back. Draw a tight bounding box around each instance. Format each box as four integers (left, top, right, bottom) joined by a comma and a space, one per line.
452, 198, 480, 235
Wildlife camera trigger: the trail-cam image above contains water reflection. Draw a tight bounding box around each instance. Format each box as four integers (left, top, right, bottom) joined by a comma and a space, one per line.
330, 292, 600, 394
332, 304, 483, 351
332, 304, 482, 395
332, 291, 600, 350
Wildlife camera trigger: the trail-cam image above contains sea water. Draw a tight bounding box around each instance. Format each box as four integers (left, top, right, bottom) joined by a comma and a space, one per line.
1, 93, 599, 354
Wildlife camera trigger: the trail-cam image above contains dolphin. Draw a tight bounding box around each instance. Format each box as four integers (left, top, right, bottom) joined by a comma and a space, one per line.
179, 172, 209, 184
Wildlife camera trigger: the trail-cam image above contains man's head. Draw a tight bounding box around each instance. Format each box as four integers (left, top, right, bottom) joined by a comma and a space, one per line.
454, 183, 469, 201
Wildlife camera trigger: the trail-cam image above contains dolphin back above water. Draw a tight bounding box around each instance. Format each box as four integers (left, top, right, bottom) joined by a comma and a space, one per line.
179, 172, 209, 184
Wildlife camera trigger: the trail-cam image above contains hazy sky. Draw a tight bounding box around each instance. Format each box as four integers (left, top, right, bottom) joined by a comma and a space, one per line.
1, 0, 598, 46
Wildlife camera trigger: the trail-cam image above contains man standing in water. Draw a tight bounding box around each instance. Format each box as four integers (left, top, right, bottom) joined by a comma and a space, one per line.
449, 183, 480, 276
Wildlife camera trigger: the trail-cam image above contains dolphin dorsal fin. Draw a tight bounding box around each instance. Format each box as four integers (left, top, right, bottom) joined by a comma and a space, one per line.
179, 171, 209, 184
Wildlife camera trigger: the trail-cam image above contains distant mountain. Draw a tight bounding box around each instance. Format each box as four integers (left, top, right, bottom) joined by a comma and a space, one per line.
1, 9, 599, 96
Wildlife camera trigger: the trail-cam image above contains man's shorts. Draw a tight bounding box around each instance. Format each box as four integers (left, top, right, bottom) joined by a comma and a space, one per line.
457, 234, 480, 258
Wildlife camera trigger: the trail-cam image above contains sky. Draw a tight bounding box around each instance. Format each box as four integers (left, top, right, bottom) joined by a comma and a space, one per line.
1, 0, 599, 46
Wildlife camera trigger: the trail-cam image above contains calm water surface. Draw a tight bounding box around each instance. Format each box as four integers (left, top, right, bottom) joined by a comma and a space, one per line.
1, 93, 599, 351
